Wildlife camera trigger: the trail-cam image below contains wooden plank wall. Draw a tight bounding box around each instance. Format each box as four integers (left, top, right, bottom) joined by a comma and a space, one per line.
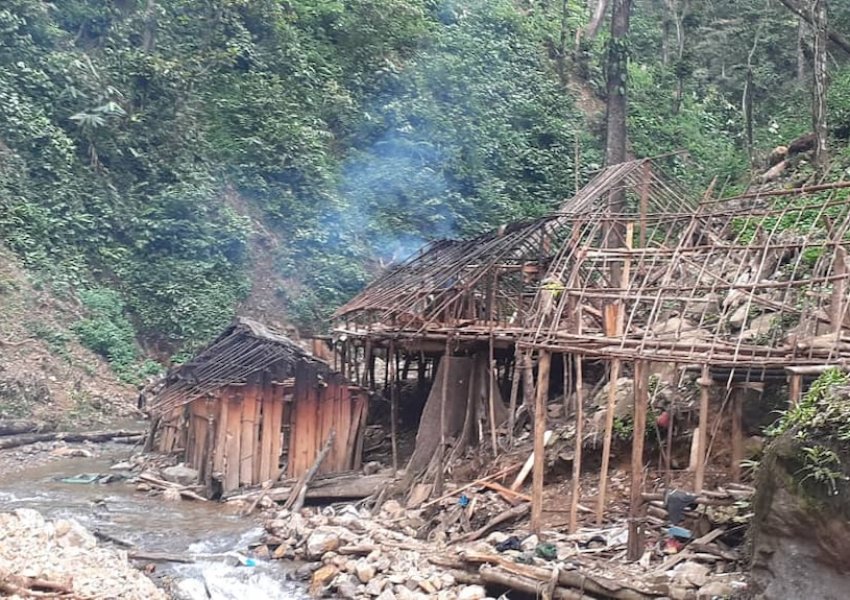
159, 362, 366, 493
287, 363, 367, 478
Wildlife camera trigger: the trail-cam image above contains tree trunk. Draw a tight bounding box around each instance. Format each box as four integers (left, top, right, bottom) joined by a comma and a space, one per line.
586, 0, 610, 40
142, 0, 157, 53
797, 17, 807, 84
811, 0, 828, 169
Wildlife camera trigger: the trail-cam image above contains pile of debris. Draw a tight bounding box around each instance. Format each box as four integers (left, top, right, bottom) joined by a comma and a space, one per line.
256, 484, 750, 600
0, 509, 166, 599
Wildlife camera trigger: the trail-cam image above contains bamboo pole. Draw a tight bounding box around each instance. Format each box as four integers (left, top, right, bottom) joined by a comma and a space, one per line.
507, 355, 522, 449
569, 359, 583, 532
695, 364, 711, 492
628, 360, 649, 562
389, 341, 399, 472
488, 333, 498, 456
596, 358, 620, 524
532, 350, 552, 534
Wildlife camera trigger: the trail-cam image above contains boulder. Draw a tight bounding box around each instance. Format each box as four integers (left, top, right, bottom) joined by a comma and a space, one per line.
53, 519, 97, 550
161, 464, 199, 486
309, 564, 339, 596
356, 560, 376, 584
672, 561, 709, 588
591, 377, 634, 419
305, 527, 342, 559
336, 574, 360, 599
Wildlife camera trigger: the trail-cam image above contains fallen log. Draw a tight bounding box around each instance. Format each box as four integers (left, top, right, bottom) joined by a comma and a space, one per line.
0, 430, 144, 450
285, 430, 335, 512
479, 566, 592, 600
306, 472, 393, 500
136, 473, 208, 501
452, 503, 529, 544
0, 420, 52, 436
460, 549, 661, 599
421, 463, 521, 509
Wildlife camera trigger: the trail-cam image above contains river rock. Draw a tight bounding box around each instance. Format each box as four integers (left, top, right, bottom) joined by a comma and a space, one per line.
457, 584, 487, 600
163, 487, 182, 502
51, 446, 93, 458
309, 564, 339, 596
365, 576, 386, 595
54, 518, 96, 549
336, 574, 360, 599
376, 588, 397, 600
356, 560, 376, 583
162, 464, 199, 486
305, 527, 342, 559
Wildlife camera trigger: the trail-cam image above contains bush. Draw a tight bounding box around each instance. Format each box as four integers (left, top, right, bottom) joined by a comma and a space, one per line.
73, 287, 139, 380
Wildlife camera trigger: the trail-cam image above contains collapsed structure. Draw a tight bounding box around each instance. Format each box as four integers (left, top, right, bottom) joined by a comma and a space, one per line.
333, 157, 850, 556
149, 318, 367, 494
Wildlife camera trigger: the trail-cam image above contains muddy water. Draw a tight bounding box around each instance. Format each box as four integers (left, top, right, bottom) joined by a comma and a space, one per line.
0, 445, 308, 600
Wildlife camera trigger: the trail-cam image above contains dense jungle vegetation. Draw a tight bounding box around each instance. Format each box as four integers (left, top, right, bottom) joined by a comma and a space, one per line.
2, 0, 850, 376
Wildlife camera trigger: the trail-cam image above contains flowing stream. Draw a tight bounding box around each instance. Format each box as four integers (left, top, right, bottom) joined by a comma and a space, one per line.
0, 444, 309, 600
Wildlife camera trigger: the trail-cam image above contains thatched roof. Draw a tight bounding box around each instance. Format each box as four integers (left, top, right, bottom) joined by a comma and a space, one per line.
150, 317, 329, 415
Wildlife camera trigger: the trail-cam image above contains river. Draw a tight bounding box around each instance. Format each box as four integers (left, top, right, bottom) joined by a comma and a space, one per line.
0, 443, 309, 600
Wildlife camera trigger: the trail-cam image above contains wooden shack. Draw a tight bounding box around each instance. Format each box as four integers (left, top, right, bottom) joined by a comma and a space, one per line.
149, 318, 368, 494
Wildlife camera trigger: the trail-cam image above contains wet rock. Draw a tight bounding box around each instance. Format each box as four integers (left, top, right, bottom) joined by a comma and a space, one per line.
110, 460, 134, 470
162, 487, 182, 502
135, 483, 152, 492
162, 464, 199, 486
51, 446, 93, 458
457, 584, 487, 600
305, 527, 342, 559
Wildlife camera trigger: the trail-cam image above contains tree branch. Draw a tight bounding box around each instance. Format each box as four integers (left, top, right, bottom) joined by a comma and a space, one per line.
775, 0, 850, 55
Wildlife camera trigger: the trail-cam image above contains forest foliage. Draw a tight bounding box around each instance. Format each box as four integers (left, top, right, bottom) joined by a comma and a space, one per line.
1, 0, 850, 370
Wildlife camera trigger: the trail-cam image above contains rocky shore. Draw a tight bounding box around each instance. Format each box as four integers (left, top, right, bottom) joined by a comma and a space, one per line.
0, 508, 166, 599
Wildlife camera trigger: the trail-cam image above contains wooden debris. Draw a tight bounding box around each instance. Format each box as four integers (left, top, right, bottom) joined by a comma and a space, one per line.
452, 503, 529, 544
285, 430, 335, 512
0, 430, 143, 450
0, 420, 52, 436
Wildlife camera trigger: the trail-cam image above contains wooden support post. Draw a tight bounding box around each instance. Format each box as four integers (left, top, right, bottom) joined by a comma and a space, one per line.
831, 246, 847, 331
531, 351, 552, 534
563, 353, 571, 418
695, 364, 711, 493
628, 360, 649, 562
596, 358, 620, 524
639, 162, 650, 248
569, 354, 584, 533
507, 354, 522, 449
435, 337, 452, 497
389, 341, 399, 472
788, 374, 802, 407
488, 334, 498, 456
731, 387, 744, 483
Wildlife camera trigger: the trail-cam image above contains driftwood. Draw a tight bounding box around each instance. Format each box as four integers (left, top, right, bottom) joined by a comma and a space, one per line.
0, 420, 52, 436
285, 430, 335, 512
0, 574, 72, 597
0, 429, 143, 450
460, 549, 661, 600
452, 503, 529, 544
128, 550, 194, 564
136, 473, 208, 501
479, 566, 591, 600
243, 480, 273, 516
421, 463, 520, 510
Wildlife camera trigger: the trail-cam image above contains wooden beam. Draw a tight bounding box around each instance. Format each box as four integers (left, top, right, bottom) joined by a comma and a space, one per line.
532, 351, 552, 534
731, 388, 744, 483
695, 365, 711, 493
628, 360, 649, 562
788, 374, 803, 407
596, 358, 620, 524
435, 337, 451, 496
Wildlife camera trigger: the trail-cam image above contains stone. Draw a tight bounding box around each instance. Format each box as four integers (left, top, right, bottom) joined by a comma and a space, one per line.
110, 461, 134, 470
590, 377, 634, 419
309, 564, 339, 596
336, 574, 360, 599
295, 562, 321, 580
365, 576, 386, 596
729, 304, 749, 330
375, 589, 397, 600
53, 519, 96, 550
520, 534, 539, 552
697, 580, 735, 598
161, 464, 199, 486
135, 483, 152, 492
162, 487, 182, 502
457, 585, 487, 600
355, 560, 376, 583
485, 531, 508, 546
305, 527, 342, 559
363, 461, 382, 475
252, 544, 271, 560
669, 584, 697, 600
381, 500, 405, 520
50, 446, 93, 458
673, 562, 710, 588
745, 312, 776, 339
